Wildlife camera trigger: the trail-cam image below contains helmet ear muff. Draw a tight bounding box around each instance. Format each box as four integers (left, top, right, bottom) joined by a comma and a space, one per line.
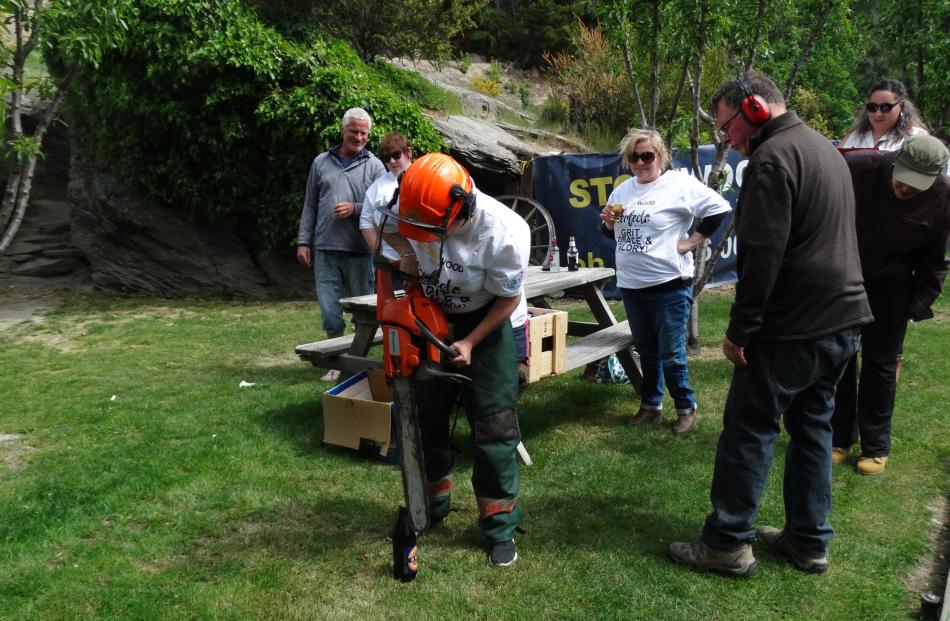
449, 183, 476, 221
737, 76, 771, 126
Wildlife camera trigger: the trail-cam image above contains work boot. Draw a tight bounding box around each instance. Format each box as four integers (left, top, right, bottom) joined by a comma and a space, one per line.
756, 526, 828, 573
672, 409, 697, 436
856, 455, 888, 476
831, 446, 850, 465
488, 539, 518, 567
668, 541, 757, 577
627, 407, 662, 426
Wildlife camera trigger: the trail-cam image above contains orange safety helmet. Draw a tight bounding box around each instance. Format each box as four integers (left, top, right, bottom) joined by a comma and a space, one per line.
396, 153, 475, 242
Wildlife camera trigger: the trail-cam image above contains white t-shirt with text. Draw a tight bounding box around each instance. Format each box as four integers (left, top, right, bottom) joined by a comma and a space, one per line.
408, 191, 530, 327
607, 169, 731, 290
359, 171, 400, 261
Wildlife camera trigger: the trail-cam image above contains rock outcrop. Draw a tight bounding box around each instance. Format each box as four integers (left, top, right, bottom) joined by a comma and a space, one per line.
68, 154, 313, 299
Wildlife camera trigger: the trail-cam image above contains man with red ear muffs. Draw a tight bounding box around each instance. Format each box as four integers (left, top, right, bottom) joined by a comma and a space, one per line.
669, 70, 872, 577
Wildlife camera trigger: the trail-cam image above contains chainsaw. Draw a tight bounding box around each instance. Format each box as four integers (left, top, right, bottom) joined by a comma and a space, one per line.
376, 264, 470, 533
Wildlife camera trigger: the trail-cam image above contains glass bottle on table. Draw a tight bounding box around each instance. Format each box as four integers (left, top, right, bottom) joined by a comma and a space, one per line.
567, 235, 579, 271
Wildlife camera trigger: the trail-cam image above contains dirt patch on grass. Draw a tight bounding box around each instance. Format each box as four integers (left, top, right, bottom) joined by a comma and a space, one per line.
905, 490, 950, 607
0, 433, 33, 470
0, 275, 93, 332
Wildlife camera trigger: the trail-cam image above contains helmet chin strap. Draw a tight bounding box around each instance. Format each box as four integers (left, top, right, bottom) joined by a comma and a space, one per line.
375, 188, 448, 285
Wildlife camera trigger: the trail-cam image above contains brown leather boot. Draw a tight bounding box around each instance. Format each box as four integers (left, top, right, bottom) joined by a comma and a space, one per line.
627, 407, 662, 426
672, 409, 697, 436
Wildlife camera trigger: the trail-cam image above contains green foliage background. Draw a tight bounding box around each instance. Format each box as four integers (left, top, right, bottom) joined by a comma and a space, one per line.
42, 0, 444, 250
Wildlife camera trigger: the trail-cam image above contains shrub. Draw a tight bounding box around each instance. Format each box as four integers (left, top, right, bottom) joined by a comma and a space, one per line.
519, 82, 531, 109
457, 52, 472, 74
472, 73, 500, 97
45, 0, 443, 250
543, 19, 635, 133
790, 86, 832, 138
487, 58, 503, 83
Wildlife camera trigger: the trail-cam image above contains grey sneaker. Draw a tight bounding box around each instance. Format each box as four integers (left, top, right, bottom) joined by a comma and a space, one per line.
668, 541, 756, 577
755, 526, 828, 574
489, 539, 518, 567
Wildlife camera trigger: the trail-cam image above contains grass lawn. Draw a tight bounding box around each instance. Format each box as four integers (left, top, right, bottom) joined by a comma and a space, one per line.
1, 287, 947, 620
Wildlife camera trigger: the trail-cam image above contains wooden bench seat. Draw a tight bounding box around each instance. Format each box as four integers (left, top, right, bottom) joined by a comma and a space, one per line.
564, 321, 636, 370
295, 329, 383, 372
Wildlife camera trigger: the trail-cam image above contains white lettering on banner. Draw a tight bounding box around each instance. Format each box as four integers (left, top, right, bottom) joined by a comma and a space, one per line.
735, 160, 748, 188
703, 234, 739, 261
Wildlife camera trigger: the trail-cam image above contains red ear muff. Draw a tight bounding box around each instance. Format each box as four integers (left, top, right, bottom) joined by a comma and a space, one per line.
737, 76, 770, 126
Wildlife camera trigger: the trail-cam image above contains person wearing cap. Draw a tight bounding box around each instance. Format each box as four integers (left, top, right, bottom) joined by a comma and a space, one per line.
380, 153, 530, 567
832, 135, 950, 476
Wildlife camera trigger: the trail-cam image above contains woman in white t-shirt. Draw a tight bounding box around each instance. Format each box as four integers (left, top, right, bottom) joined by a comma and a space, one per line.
600, 128, 731, 436
360, 132, 413, 264
839, 79, 929, 151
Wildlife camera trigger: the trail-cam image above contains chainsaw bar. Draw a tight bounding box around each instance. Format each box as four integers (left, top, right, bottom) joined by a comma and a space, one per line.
391, 377, 430, 532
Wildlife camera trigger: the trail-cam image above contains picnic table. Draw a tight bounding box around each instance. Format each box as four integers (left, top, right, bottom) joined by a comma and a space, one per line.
296, 266, 642, 392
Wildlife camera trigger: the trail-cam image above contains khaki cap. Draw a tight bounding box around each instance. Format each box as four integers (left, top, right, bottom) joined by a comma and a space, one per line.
893, 135, 949, 191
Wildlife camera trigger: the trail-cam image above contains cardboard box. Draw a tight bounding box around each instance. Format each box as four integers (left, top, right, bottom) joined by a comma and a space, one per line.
519, 307, 568, 383
323, 369, 398, 463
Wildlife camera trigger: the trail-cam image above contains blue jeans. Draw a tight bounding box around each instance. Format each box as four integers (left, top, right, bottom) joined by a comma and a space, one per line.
620, 284, 695, 412
700, 327, 861, 554
313, 250, 373, 335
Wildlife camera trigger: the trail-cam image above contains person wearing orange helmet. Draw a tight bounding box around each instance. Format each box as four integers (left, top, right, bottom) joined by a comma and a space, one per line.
381, 153, 530, 567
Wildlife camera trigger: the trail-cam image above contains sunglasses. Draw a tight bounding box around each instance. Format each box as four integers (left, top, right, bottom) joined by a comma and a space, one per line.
383, 150, 404, 162
865, 101, 901, 113
628, 151, 656, 164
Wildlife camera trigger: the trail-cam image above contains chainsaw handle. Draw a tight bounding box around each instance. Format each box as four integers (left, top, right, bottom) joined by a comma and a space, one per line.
415, 317, 459, 359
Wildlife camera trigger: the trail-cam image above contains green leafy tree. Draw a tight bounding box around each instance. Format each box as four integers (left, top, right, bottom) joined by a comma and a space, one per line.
42, 0, 443, 250
301, 0, 487, 63
462, 0, 591, 68
0, 0, 126, 253
861, 0, 950, 137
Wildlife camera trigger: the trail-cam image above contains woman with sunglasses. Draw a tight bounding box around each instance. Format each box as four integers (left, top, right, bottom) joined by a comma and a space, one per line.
600, 128, 731, 435
360, 132, 414, 270
839, 79, 929, 151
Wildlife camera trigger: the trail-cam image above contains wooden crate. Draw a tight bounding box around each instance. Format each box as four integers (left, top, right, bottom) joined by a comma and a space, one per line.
519, 307, 567, 383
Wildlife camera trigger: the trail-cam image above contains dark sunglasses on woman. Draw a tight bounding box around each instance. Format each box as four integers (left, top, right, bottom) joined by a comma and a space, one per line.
865, 101, 901, 113
628, 151, 656, 164
383, 150, 404, 162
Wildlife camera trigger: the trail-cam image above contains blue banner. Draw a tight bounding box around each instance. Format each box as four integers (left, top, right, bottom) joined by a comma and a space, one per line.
532, 146, 748, 298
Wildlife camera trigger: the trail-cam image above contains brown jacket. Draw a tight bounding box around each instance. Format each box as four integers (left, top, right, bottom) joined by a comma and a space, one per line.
844, 149, 950, 320
727, 111, 872, 346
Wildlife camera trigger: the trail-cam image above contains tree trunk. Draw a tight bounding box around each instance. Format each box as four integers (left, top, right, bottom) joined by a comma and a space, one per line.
745, 0, 767, 71
784, 0, 834, 100
648, 0, 661, 128
621, 29, 648, 129
694, 217, 736, 295
686, 0, 709, 348
0, 85, 69, 253
665, 54, 690, 127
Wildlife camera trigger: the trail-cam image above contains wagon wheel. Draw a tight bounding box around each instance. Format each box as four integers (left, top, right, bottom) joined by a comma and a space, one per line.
497, 195, 556, 266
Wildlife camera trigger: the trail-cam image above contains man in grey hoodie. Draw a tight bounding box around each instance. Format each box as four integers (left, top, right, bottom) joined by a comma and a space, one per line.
297, 108, 385, 380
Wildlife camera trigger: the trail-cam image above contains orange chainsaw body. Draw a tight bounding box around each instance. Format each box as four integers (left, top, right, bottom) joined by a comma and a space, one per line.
376, 267, 450, 378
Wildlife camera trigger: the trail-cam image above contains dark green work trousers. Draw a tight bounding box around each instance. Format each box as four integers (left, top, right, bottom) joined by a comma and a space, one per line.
418, 307, 523, 544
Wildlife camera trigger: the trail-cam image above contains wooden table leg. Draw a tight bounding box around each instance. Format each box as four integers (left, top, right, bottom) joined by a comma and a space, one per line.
579, 282, 643, 392
349, 317, 379, 357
